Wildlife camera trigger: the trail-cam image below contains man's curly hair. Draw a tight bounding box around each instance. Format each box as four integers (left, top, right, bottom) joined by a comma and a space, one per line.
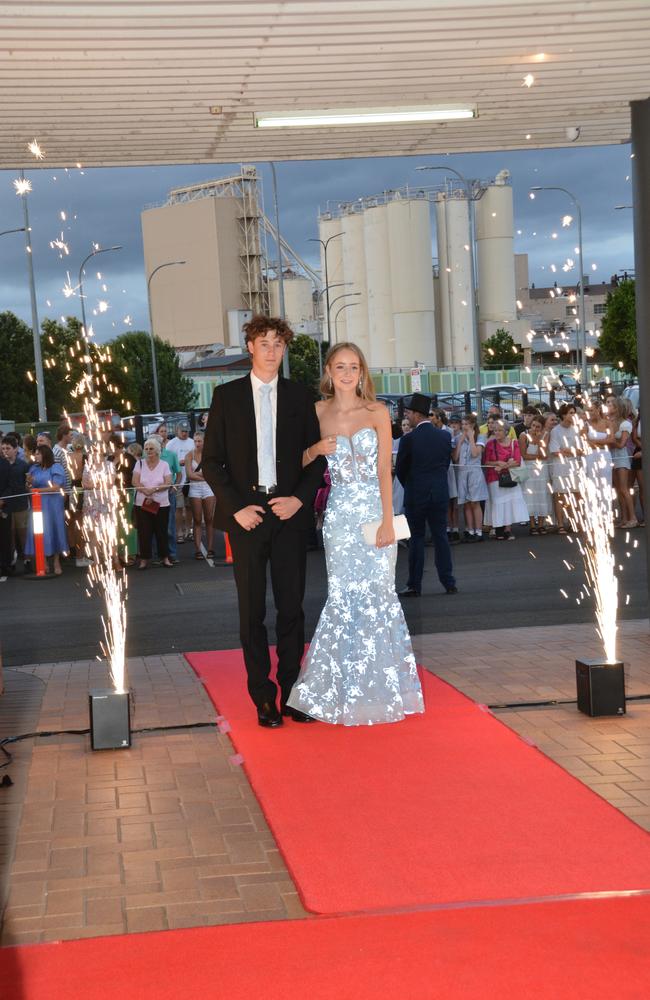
243, 314, 294, 345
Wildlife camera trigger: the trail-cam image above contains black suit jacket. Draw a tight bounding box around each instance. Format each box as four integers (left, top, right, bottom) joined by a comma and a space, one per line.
395, 421, 451, 508
202, 374, 326, 532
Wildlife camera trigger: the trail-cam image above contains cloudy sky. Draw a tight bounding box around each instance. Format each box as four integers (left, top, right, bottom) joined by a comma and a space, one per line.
0, 142, 635, 344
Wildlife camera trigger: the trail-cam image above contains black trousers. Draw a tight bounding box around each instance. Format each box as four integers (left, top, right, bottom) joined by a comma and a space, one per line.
136, 506, 169, 560
229, 504, 308, 709
0, 511, 13, 574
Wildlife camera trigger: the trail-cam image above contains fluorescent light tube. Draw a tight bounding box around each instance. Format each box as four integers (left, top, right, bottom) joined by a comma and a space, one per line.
254, 105, 477, 129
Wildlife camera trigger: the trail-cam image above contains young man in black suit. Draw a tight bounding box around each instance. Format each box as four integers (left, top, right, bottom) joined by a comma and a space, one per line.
202, 316, 326, 728
395, 392, 458, 598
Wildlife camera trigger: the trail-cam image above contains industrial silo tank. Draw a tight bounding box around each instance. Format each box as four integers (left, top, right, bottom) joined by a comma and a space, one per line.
387, 197, 437, 367
340, 210, 369, 357
434, 195, 452, 367
319, 215, 347, 343
443, 195, 475, 368
363, 204, 395, 368
475, 178, 517, 325
268, 274, 314, 325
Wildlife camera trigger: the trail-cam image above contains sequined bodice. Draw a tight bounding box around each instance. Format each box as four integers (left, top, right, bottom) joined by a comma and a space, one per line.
327, 427, 378, 488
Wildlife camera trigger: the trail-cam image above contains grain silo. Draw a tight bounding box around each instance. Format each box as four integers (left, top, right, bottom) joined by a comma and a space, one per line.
438, 193, 474, 368
318, 214, 347, 343
386, 196, 437, 367
340, 209, 369, 357
363, 203, 395, 368
475, 170, 517, 333
268, 269, 314, 326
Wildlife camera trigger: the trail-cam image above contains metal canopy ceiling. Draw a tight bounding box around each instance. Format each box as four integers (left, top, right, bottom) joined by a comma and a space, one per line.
1, 0, 649, 168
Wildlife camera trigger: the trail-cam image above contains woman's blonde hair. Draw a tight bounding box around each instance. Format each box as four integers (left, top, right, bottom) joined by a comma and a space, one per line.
320, 342, 376, 404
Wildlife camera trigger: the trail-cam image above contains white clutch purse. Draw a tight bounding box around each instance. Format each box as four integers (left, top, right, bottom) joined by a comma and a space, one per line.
361, 514, 411, 546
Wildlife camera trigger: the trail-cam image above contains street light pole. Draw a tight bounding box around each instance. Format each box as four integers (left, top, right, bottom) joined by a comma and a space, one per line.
78, 245, 123, 377
314, 282, 350, 375
147, 260, 186, 413
530, 185, 588, 388
17, 173, 47, 421
328, 292, 361, 345
308, 232, 344, 345
333, 301, 359, 342
416, 164, 481, 414
269, 162, 290, 378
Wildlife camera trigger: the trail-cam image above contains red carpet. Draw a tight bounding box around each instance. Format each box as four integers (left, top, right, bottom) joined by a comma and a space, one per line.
3, 896, 650, 999
186, 649, 650, 914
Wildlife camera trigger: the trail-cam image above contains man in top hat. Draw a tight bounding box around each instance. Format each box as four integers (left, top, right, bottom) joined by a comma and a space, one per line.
395, 392, 457, 597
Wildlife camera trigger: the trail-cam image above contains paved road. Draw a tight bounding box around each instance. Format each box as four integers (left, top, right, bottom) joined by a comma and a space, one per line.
0, 528, 647, 668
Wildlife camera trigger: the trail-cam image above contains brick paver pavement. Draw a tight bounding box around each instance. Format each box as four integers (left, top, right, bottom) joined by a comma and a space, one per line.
1, 619, 649, 945
413, 619, 650, 831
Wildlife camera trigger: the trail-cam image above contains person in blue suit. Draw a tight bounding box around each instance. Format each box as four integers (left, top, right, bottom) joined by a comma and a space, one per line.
395, 393, 458, 597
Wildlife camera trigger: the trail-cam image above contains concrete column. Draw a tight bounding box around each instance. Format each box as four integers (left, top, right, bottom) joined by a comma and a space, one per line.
630, 97, 650, 617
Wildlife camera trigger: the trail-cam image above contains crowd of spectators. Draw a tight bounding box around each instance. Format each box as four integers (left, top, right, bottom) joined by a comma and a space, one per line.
0, 396, 644, 577
0, 418, 216, 577
421, 399, 644, 542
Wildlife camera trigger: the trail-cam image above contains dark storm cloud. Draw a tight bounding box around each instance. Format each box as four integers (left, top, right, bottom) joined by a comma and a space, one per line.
0, 144, 634, 343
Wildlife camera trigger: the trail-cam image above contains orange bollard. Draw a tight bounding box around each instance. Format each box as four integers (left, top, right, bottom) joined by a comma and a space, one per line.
224, 532, 233, 565
31, 489, 47, 577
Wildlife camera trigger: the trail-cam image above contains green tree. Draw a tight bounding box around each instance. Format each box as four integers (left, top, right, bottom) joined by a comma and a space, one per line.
102, 331, 197, 413
0, 311, 39, 422
482, 328, 524, 367
288, 334, 322, 394
598, 279, 637, 375
40, 315, 91, 419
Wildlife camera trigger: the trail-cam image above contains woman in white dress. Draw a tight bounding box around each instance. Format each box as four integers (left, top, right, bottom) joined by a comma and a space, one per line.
453, 414, 488, 541
185, 431, 216, 558
549, 403, 585, 534
607, 396, 638, 527
287, 343, 424, 726
581, 401, 614, 514
483, 420, 529, 540
519, 414, 552, 534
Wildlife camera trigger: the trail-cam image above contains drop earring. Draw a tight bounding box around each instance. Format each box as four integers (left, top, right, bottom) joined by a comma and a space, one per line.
328, 376, 333, 391
358, 377, 364, 394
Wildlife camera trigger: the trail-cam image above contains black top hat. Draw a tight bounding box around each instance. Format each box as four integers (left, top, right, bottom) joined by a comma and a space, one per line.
403, 392, 431, 417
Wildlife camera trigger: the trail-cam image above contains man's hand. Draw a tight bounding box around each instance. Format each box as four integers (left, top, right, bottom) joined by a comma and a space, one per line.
268, 496, 302, 521
234, 504, 266, 531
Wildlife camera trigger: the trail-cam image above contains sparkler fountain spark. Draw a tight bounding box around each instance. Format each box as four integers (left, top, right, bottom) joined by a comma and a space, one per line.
564, 413, 626, 716
70, 364, 129, 696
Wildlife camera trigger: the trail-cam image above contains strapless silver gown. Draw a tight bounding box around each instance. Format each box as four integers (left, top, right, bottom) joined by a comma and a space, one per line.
287, 427, 424, 726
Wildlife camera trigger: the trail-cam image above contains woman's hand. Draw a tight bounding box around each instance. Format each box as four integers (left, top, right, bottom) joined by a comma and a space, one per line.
315, 436, 338, 457
376, 519, 396, 548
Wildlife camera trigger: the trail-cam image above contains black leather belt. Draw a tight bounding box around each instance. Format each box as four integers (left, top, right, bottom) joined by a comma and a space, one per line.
253, 485, 278, 495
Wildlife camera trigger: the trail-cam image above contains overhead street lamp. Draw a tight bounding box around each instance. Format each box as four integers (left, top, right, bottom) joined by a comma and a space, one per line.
416, 164, 481, 415
13, 172, 47, 421
530, 185, 588, 387
78, 245, 123, 376
269, 162, 290, 378
328, 292, 361, 344
0, 226, 27, 238
308, 232, 344, 345
147, 260, 186, 413
333, 301, 359, 342
314, 282, 351, 375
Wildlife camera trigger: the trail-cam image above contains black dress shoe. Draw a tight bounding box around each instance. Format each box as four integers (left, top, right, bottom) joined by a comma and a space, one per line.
281, 705, 316, 723
399, 587, 421, 597
257, 701, 283, 728
445, 585, 459, 594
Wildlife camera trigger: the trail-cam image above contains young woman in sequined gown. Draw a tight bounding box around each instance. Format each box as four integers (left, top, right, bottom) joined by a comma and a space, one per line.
286, 344, 424, 726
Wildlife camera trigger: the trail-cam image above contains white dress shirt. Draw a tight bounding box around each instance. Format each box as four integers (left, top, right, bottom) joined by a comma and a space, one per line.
250, 371, 278, 486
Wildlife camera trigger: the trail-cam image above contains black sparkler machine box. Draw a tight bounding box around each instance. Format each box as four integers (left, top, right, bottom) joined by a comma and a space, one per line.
89, 689, 132, 750
575, 660, 626, 717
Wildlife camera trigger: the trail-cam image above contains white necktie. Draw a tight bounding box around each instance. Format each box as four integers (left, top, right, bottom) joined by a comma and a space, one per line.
258, 383, 275, 486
